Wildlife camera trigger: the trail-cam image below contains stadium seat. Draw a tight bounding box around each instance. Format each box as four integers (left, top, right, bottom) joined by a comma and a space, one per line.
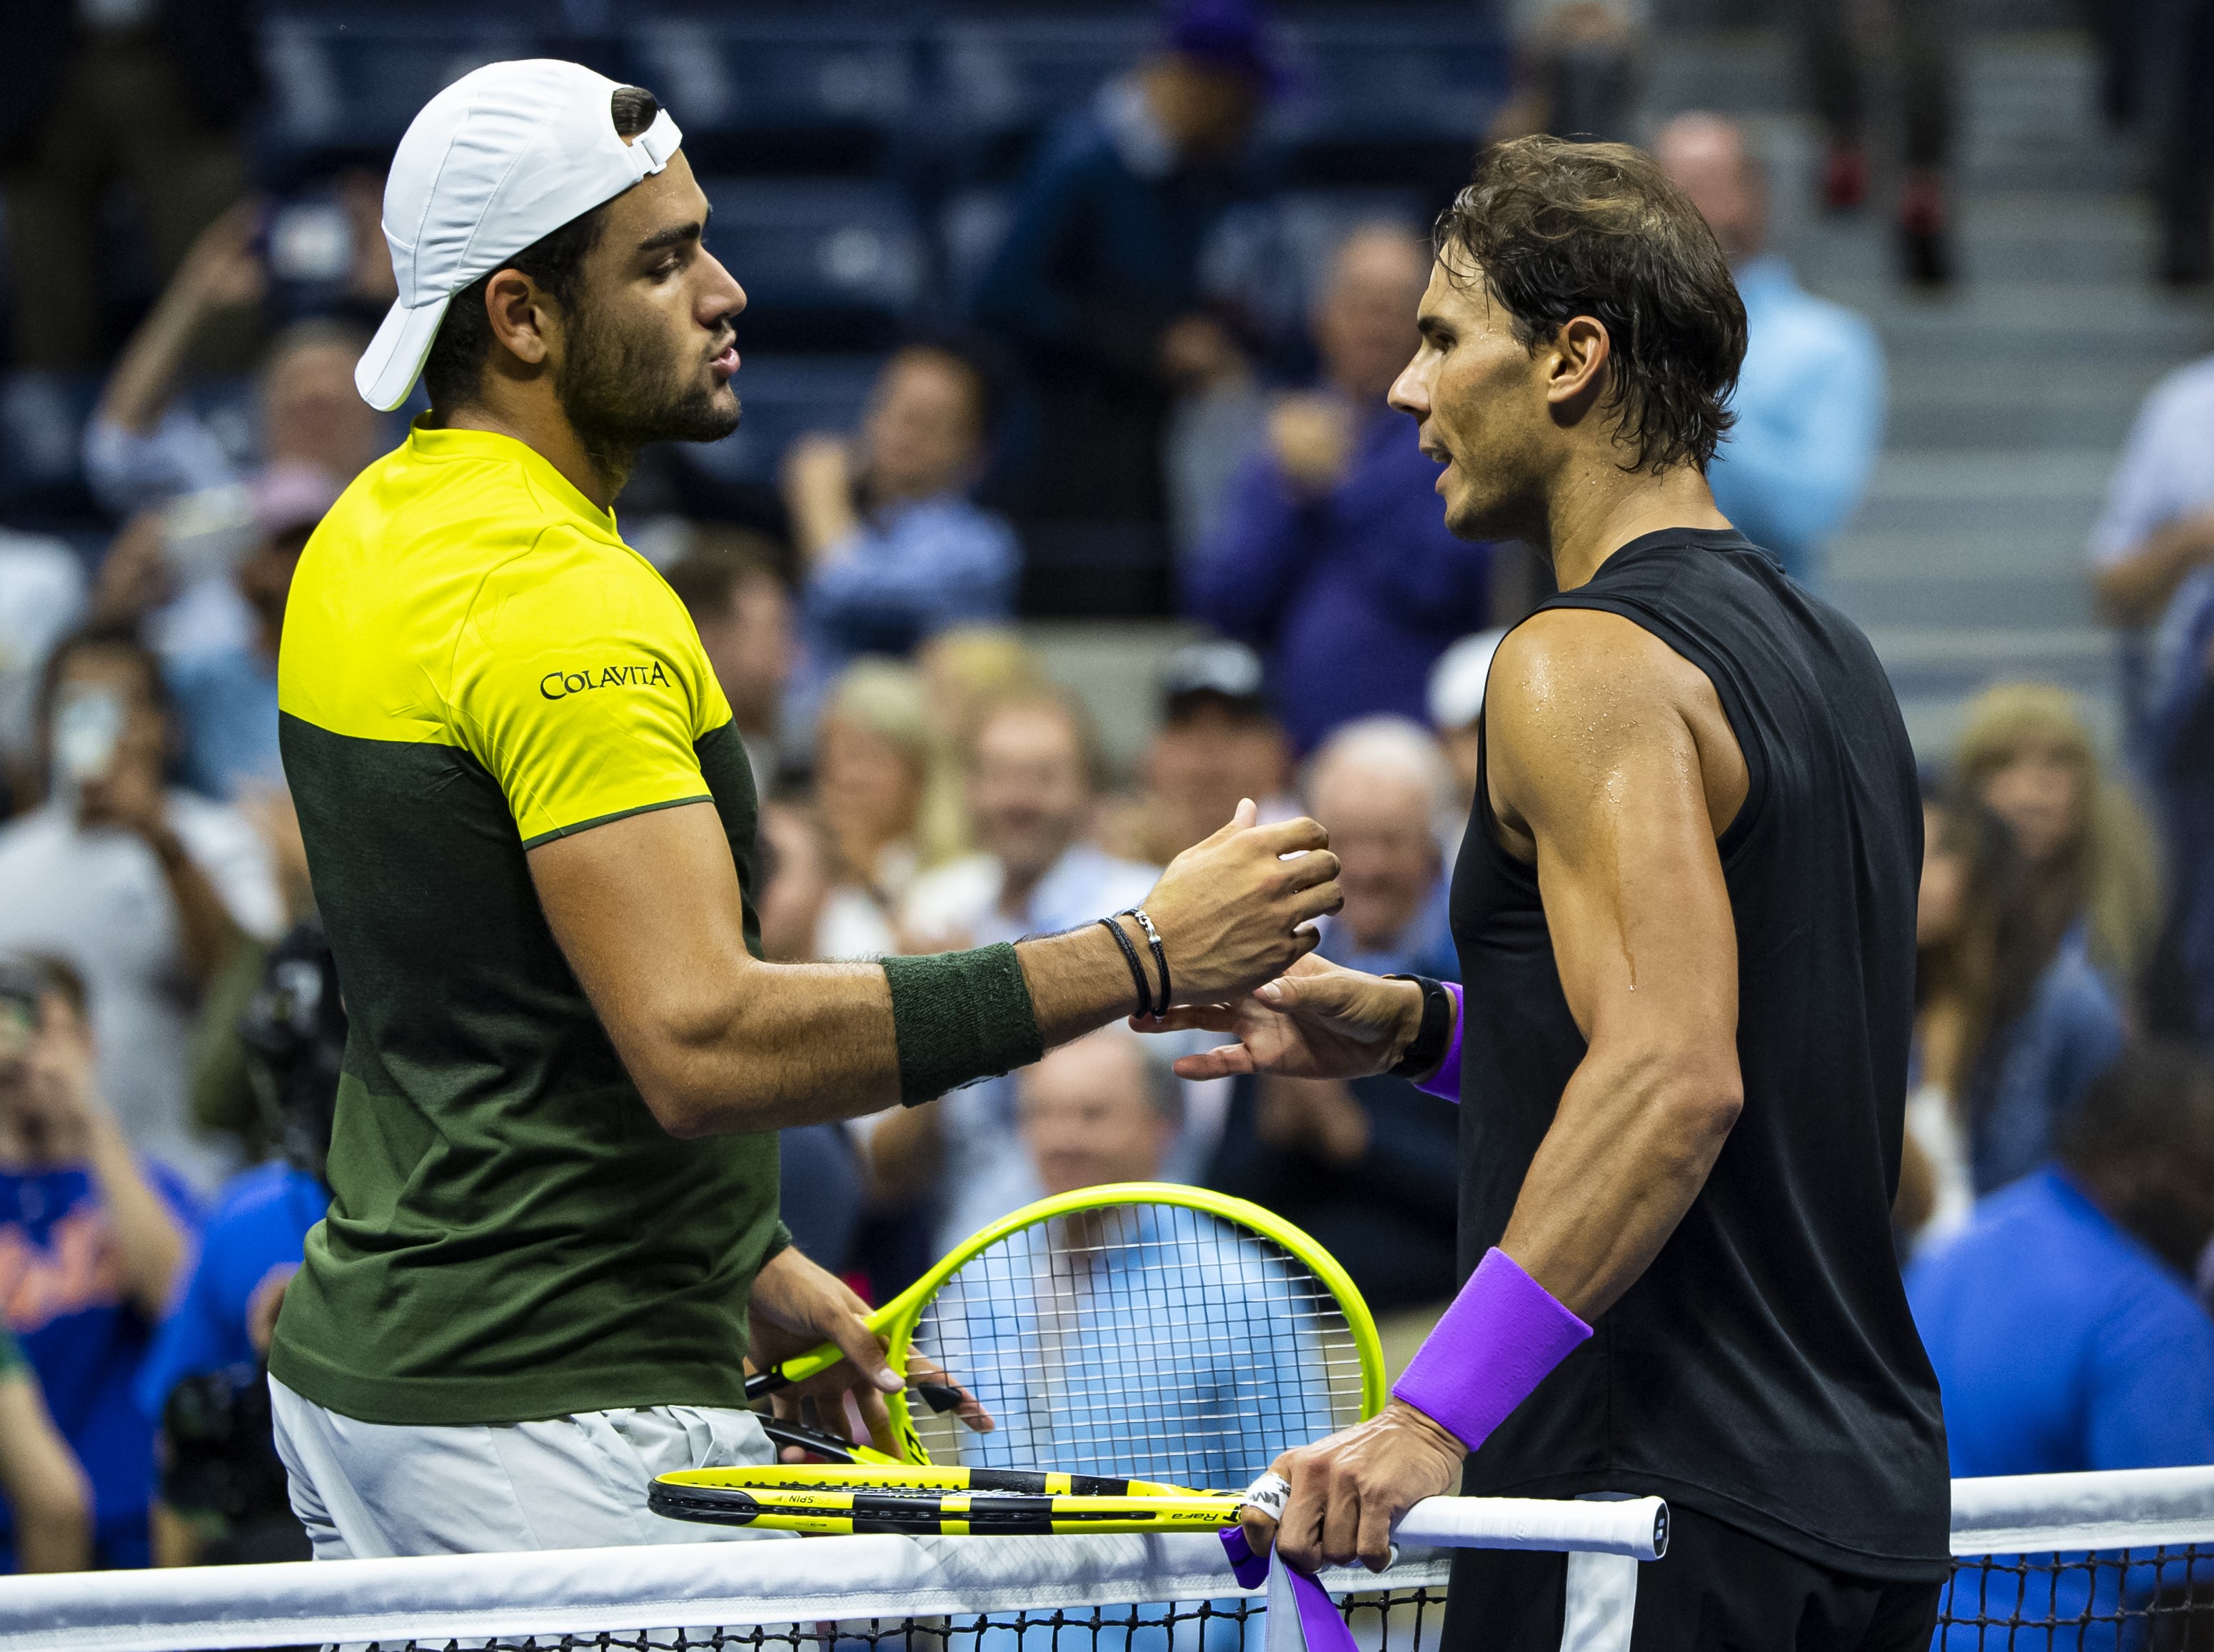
258, 11, 623, 177
618, 19, 924, 176
705, 180, 927, 353
1264, 14, 1508, 192
672, 354, 883, 489
928, 15, 1155, 183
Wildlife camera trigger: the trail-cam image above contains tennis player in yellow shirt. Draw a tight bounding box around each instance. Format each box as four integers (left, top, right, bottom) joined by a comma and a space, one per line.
267, 60, 1347, 1557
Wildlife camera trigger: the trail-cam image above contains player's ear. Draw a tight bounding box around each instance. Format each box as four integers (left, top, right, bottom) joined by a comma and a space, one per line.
483, 268, 554, 369
1545, 316, 1611, 417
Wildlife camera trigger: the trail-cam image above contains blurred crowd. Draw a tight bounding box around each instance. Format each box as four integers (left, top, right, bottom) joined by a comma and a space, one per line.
0, 0, 2209, 1581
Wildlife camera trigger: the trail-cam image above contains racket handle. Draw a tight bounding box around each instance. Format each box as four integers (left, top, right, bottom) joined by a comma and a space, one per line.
743, 1341, 844, 1401
1392, 1495, 1669, 1562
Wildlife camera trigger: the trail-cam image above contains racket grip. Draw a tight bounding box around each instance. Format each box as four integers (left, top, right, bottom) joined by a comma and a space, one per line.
1392, 1495, 1669, 1562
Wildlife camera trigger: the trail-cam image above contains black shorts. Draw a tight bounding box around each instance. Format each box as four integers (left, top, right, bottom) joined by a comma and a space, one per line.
1439, 1502, 1944, 1652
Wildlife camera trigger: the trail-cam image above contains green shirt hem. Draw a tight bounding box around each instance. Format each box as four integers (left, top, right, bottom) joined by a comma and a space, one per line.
266, 1336, 757, 1427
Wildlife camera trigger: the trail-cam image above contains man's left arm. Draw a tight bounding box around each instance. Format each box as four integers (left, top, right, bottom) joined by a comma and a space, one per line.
1255, 611, 1747, 1571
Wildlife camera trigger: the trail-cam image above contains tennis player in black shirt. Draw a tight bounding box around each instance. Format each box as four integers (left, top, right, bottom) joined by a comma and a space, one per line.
1156, 136, 1950, 1650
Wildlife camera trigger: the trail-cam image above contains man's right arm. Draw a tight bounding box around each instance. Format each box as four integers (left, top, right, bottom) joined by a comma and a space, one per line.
0, 1369, 89, 1573
2094, 507, 2214, 626
529, 798, 1340, 1137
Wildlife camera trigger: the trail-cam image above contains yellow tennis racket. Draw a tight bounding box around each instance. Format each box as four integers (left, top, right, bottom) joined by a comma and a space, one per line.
748, 1182, 1385, 1480
650, 1463, 1238, 1535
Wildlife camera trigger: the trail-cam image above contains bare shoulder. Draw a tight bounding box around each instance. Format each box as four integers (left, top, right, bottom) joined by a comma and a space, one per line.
1487, 607, 1746, 842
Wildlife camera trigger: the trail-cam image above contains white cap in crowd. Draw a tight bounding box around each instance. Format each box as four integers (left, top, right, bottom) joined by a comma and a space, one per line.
1427, 628, 1510, 732
356, 59, 684, 413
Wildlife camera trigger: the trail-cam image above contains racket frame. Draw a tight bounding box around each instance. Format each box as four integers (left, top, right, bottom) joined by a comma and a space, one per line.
746, 1181, 1387, 1466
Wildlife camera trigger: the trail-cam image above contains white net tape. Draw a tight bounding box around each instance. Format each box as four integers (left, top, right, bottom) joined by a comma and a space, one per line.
0, 1472, 2206, 1652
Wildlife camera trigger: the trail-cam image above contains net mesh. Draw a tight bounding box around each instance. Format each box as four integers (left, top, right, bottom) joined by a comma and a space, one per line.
6, 1471, 2213, 1652
321, 1586, 1444, 1652
911, 1204, 1367, 1489
1939, 1546, 2214, 1647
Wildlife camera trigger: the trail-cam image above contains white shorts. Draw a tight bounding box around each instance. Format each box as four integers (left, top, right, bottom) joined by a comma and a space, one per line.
269, 1374, 785, 1558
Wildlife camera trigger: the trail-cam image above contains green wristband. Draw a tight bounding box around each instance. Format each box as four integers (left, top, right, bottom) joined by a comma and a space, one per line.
881, 943, 1044, 1106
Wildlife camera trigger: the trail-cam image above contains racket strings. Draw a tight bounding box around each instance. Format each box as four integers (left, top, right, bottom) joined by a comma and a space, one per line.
917, 1204, 1366, 1491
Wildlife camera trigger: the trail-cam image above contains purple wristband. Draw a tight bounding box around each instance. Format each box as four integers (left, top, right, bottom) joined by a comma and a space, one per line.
1391, 1246, 1592, 1451
1413, 981, 1464, 1102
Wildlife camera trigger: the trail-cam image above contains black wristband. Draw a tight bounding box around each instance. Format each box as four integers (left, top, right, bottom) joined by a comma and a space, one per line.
881, 944, 1045, 1106
1097, 916, 1154, 1019
1123, 906, 1171, 1019
1384, 974, 1452, 1079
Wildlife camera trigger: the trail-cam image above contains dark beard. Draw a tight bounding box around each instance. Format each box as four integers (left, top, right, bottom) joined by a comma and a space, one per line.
555, 301, 740, 489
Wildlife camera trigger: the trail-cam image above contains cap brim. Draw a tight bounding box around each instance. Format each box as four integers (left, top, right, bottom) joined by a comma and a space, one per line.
356, 295, 451, 413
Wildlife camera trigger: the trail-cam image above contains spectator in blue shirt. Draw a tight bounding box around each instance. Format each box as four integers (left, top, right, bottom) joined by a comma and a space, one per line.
781, 345, 1019, 735
1909, 1044, 2214, 1646
1656, 114, 1886, 590
940, 1027, 1334, 1493
971, 0, 1272, 541
875, 687, 1159, 1254
1184, 226, 1492, 754
0, 957, 197, 1569
1205, 720, 1461, 1356
1910, 1039, 2214, 1475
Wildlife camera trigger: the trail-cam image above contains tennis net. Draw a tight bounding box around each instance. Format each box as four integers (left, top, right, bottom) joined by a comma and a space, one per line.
0, 1469, 2205, 1651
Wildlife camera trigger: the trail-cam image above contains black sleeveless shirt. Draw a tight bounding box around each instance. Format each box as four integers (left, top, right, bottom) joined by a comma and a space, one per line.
1451, 528, 1949, 1578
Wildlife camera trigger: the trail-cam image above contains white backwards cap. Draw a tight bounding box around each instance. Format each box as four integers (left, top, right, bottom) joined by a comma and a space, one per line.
356, 59, 684, 412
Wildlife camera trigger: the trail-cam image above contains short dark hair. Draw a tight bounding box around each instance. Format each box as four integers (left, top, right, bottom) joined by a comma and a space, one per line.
36, 621, 170, 734
2058, 1041, 2214, 1272
1434, 135, 1746, 473
663, 528, 790, 622
421, 85, 662, 416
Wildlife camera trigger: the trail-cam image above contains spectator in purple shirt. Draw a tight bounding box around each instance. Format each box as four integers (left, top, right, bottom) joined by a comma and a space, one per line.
1182, 225, 1492, 754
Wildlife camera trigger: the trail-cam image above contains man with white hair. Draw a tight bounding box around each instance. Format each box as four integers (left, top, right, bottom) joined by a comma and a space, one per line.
1206, 717, 1461, 1366
1183, 225, 1493, 752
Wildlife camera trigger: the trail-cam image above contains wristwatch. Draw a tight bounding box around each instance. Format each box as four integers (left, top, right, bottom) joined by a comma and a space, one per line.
1384, 974, 1453, 1079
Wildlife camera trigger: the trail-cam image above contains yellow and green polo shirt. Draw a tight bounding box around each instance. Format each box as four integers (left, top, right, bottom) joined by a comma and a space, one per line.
267, 423, 787, 1426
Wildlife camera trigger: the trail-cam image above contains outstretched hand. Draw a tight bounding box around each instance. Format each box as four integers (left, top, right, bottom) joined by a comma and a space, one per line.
1141, 955, 1426, 1083
1136, 801, 1344, 1003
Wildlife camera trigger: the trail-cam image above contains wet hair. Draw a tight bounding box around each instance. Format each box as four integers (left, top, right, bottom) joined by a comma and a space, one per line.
421, 86, 662, 417
1432, 135, 1746, 473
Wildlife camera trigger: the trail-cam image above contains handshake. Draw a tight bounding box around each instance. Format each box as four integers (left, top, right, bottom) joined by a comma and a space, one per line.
1122, 799, 1434, 1086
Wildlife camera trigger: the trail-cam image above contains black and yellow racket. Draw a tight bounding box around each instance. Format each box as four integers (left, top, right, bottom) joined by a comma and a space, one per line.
650, 1464, 1675, 1562
745, 1182, 1385, 1480
650, 1463, 1232, 1535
